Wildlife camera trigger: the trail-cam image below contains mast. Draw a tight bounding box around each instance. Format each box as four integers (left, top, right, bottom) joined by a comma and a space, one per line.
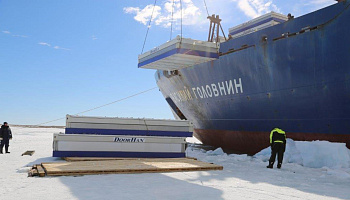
207, 14, 226, 42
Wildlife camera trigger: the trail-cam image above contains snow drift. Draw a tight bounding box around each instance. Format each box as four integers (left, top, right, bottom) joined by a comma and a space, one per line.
255, 139, 350, 169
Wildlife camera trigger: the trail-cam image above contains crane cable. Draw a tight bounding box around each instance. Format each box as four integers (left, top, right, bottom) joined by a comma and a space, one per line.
143, 0, 210, 52
180, 0, 183, 39
203, 0, 210, 17
141, 0, 158, 54
169, 0, 175, 40
17, 87, 158, 128
178, 0, 183, 48
203, 0, 219, 47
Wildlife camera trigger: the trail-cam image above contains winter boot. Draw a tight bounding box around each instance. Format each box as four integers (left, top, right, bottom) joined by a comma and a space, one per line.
5, 146, 10, 154
277, 163, 282, 169
266, 161, 274, 168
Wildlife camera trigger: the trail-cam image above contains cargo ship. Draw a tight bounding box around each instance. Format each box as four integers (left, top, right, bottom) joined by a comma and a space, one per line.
138, 1, 350, 154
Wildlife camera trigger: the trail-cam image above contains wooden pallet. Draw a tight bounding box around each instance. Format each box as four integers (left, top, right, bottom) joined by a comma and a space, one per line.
30, 158, 222, 177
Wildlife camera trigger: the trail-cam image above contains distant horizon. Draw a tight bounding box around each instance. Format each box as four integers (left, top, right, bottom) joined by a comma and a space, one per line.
8, 124, 65, 128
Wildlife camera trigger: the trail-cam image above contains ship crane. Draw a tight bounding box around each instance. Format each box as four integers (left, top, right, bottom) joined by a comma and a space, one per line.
207, 14, 227, 43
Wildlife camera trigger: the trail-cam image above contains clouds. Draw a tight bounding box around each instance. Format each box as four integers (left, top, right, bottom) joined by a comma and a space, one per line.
304, 0, 336, 8
38, 42, 70, 51
2, 30, 29, 38
309, 0, 334, 6
124, 5, 162, 25
233, 0, 280, 18
283, 0, 336, 19
53, 46, 71, 51
2, 30, 70, 51
123, 0, 283, 29
38, 42, 51, 47
124, 0, 204, 28
12, 34, 28, 38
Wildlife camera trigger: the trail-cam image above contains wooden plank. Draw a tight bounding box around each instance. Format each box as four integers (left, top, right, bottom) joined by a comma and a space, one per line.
37, 165, 46, 177
28, 169, 39, 177
64, 157, 197, 162
64, 157, 129, 162
41, 158, 222, 176
64, 157, 157, 162
22, 150, 35, 156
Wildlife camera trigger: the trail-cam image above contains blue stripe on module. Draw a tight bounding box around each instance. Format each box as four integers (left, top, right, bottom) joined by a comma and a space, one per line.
229, 17, 286, 36
65, 128, 193, 137
138, 48, 219, 68
52, 151, 186, 158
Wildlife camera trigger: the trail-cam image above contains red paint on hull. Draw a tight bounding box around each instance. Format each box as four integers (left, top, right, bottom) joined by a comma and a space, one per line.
194, 129, 350, 155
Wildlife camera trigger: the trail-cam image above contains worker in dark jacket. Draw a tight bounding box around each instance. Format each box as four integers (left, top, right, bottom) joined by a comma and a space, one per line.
0, 122, 12, 154
266, 128, 286, 169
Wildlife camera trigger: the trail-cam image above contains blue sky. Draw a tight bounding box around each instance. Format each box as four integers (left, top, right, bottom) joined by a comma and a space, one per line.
0, 0, 335, 126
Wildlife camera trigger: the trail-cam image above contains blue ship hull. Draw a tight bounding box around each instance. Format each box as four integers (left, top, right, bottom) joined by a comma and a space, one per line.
156, 1, 350, 154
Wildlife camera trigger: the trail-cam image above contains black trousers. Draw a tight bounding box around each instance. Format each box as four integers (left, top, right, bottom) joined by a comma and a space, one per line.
0, 139, 9, 152
269, 143, 285, 164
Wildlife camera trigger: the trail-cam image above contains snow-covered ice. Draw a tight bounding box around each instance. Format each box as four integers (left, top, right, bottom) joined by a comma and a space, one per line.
0, 127, 349, 200
256, 139, 350, 168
